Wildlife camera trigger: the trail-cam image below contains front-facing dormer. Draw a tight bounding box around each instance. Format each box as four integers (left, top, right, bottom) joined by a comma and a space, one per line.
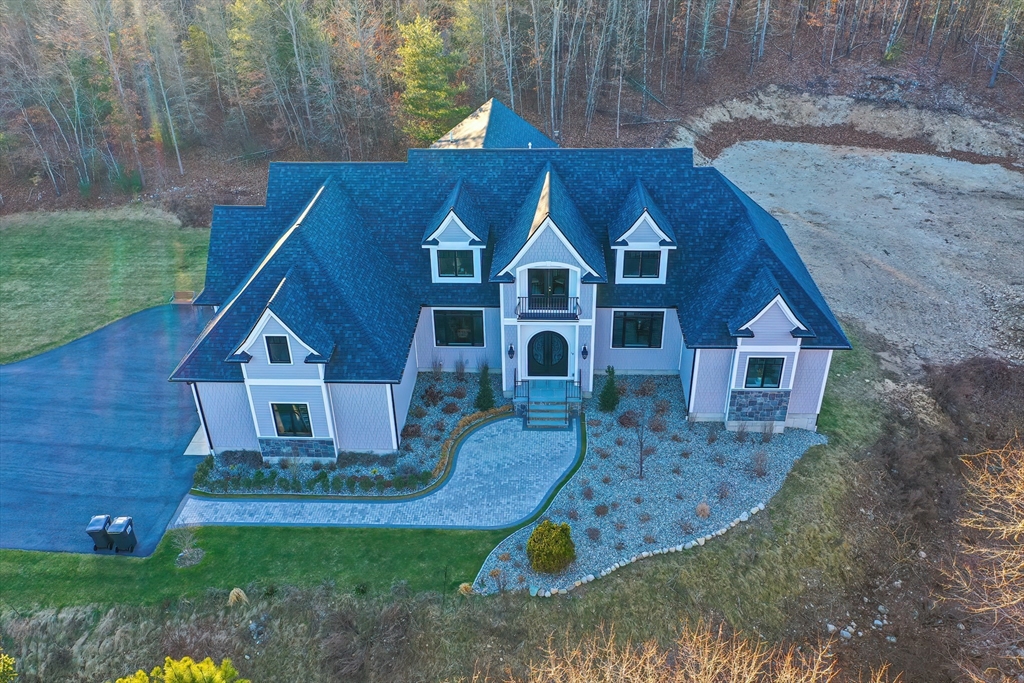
610, 180, 677, 285
422, 179, 487, 284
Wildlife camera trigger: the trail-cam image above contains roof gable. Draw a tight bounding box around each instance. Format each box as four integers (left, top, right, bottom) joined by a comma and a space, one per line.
431, 98, 557, 150
609, 179, 677, 247
422, 179, 488, 245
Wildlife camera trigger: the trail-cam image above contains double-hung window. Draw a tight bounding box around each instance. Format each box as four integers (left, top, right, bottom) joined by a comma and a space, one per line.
437, 250, 474, 278
272, 403, 313, 437
612, 311, 664, 348
434, 310, 484, 346
265, 336, 291, 364
622, 250, 661, 278
744, 358, 784, 389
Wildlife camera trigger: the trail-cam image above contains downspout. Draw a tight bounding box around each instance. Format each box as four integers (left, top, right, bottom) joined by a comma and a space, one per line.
190, 382, 214, 455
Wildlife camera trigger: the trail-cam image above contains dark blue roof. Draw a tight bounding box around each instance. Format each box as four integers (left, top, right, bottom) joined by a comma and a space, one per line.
431, 99, 557, 150
490, 164, 607, 282
175, 143, 848, 384
609, 179, 677, 246
422, 179, 488, 246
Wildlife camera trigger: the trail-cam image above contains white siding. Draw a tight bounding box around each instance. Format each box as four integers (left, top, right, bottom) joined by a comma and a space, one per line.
503, 324, 517, 391
733, 351, 797, 389
501, 283, 516, 316
242, 317, 321, 380
679, 343, 695, 405
592, 308, 684, 373
414, 306, 502, 371
690, 349, 733, 415
579, 284, 595, 321
329, 383, 394, 452
743, 302, 800, 346
625, 217, 661, 244
789, 349, 831, 413
197, 382, 259, 453
435, 216, 469, 242
393, 344, 418, 435
249, 384, 330, 438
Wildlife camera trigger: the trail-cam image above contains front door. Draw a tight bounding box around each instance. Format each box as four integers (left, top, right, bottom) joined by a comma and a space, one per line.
528, 331, 569, 377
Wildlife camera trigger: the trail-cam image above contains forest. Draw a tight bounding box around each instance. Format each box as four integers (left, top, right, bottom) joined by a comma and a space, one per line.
0, 0, 1021, 198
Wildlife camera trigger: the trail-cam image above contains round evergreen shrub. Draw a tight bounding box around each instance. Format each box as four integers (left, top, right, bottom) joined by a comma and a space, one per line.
526, 520, 576, 574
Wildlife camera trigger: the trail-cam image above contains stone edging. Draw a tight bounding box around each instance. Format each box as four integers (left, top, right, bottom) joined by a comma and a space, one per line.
526, 502, 767, 598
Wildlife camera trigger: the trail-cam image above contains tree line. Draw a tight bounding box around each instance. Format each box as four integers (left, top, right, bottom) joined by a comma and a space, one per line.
1, 0, 1020, 197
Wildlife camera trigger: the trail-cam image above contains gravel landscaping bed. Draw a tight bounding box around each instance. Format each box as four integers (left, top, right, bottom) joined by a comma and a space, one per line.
474, 375, 827, 595
192, 371, 508, 496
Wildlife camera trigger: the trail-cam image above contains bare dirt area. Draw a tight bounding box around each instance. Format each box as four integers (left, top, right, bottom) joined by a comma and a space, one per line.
712, 140, 1024, 368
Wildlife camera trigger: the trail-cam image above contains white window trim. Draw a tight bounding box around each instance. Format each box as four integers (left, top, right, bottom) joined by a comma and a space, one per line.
736, 354, 792, 391
614, 245, 670, 285
515, 261, 582, 299
264, 334, 293, 365
424, 245, 483, 284
269, 401, 315, 438
609, 308, 668, 350
432, 307, 487, 348
740, 295, 807, 332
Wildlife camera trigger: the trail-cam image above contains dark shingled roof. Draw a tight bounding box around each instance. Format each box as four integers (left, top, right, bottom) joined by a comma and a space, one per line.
173, 114, 849, 384
609, 179, 677, 247
422, 179, 488, 246
431, 98, 557, 150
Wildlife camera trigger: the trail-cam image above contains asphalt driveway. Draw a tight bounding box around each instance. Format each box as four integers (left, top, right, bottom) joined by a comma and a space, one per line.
0, 305, 213, 556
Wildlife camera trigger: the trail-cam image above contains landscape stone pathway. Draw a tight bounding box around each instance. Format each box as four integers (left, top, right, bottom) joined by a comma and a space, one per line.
171, 418, 580, 528
0, 305, 213, 556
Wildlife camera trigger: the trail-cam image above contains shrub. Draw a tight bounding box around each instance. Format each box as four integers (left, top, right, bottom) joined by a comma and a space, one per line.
345, 476, 357, 492
582, 486, 594, 500
682, 449, 691, 459
615, 436, 625, 447
617, 410, 639, 429
587, 419, 602, 427
633, 496, 643, 504
696, 501, 711, 518
649, 416, 667, 433
735, 425, 748, 443
707, 430, 718, 444
567, 509, 579, 521
672, 466, 681, 475
331, 475, 343, 493
643, 534, 656, 544
599, 366, 620, 412
114, 656, 248, 683
635, 377, 656, 396
639, 512, 651, 523
393, 475, 407, 490
614, 521, 627, 531
442, 402, 460, 414
717, 481, 731, 500
475, 363, 495, 411
359, 477, 374, 491
279, 458, 291, 470
311, 461, 322, 472
655, 399, 671, 415
594, 504, 609, 517
713, 452, 727, 466
586, 527, 601, 542
193, 455, 214, 488
431, 358, 443, 381
615, 540, 626, 550
221, 450, 263, 468
761, 424, 774, 443
751, 451, 769, 478
680, 520, 694, 534
420, 470, 433, 484
422, 385, 443, 406
595, 447, 611, 459
498, 552, 511, 562
253, 470, 266, 488
401, 423, 422, 438
375, 478, 387, 493
454, 356, 466, 382
277, 478, 290, 491
411, 405, 428, 419
451, 385, 468, 399
433, 419, 446, 431
527, 520, 576, 573
670, 432, 682, 442
602, 475, 611, 484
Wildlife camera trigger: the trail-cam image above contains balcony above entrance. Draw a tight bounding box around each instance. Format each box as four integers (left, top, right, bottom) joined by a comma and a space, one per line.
516, 296, 581, 321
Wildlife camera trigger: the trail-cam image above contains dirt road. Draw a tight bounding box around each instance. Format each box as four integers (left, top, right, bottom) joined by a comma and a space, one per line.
712, 141, 1024, 368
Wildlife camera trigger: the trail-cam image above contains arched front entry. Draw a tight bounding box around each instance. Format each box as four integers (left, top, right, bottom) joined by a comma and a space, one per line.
528, 331, 569, 377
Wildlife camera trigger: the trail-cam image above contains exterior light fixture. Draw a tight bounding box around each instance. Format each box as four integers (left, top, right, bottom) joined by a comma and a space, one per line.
507, 344, 515, 359
581, 345, 589, 360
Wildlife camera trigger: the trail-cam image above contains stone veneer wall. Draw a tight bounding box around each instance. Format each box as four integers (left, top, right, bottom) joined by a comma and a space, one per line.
728, 390, 790, 422
259, 437, 336, 460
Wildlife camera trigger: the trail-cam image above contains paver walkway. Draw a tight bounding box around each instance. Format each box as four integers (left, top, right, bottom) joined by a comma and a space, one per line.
172, 418, 580, 528
0, 305, 214, 556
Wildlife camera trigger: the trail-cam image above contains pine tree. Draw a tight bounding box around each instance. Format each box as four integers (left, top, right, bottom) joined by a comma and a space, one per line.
475, 363, 495, 411
599, 365, 619, 412
395, 15, 471, 144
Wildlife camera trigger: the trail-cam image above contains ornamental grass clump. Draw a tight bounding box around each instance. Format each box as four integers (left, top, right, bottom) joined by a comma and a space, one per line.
527, 520, 576, 573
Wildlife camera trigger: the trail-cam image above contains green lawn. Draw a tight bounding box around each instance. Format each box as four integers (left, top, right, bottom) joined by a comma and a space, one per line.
0, 207, 208, 364
0, 527, 509, 609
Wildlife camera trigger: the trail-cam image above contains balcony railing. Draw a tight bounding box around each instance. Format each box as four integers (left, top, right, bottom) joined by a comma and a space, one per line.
516, 296, 581, 321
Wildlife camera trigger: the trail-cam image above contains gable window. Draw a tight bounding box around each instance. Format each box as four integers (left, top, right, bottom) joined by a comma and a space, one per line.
272, 403, 312, 437
622, 251, 661, 278
434, 310, 484, 346
612, 311, 664, 348
265, 336, 291, 364
438, 250, 474, 278
744, 358, 784, 389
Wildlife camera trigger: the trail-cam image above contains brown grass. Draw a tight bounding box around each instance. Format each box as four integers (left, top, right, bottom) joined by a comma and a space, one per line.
696, 502, 711, 519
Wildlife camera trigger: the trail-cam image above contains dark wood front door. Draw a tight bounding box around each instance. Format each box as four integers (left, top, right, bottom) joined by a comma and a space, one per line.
528, 331, 569, 377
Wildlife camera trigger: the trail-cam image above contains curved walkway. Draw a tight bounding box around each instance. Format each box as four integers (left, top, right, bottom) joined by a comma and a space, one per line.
171, 418, 580, 529
0, 305, 214, 556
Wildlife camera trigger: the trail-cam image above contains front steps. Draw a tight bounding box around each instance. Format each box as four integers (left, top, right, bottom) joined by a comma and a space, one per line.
526, 401, 569, 429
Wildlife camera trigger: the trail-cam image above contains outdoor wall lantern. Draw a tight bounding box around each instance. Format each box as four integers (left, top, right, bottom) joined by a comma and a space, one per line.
507, 344, 515, 359
581, 345, 589, 360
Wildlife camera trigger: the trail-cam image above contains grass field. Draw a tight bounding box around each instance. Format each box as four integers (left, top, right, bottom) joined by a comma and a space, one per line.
0, 207, 208, 364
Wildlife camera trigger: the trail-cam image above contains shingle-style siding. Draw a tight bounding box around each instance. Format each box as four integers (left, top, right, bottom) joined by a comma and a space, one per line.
690, 349, 733, 416
512, 225, 583, 272
413, 306, 502, 371
742, 301, 800, 346
329, 383, 394, 452
592, 308, 684, 373
435, 216, 469, 242
502, 283, 516, 315
579, 324, 593, 392
788, 349, 831, 414
733, 351, 797, 390
242, 317, 321, 380
197, 382, 259, 453
248, 384, 330, 439
503, 324, 517, 391
393, 343, 418, 435
624, 217, 662, 244
580, 284, 595, 320
679, 343, 695, 405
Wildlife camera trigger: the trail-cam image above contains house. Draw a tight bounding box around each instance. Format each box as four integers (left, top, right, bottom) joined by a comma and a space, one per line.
170, 99, 850, 460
